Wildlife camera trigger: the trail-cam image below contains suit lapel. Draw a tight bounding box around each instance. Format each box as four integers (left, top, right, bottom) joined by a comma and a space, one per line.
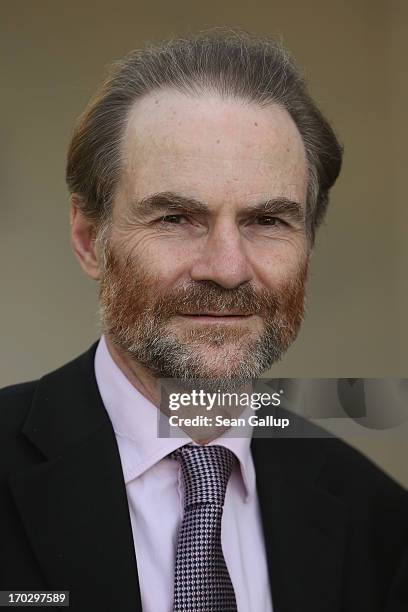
252, 434, 349, 612
8, 343, 142, 612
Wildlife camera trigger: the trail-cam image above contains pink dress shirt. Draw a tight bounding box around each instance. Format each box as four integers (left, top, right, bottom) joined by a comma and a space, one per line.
94, 335, 273, 612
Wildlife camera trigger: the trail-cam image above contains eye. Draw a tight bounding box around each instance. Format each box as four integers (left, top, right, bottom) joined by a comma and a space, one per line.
158, 214, 187, 224
255, 216, 286, 227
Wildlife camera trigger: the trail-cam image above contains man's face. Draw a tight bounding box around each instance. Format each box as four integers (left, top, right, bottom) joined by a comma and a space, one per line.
99, 90, 309, 387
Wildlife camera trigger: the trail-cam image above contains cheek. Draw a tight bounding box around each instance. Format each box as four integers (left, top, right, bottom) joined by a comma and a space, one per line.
250, 241, 309, 287
113, 224, 193, 272
134, 237, 194, 284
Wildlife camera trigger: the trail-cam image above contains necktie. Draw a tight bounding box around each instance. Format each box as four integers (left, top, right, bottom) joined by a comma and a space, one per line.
171, 444, 238, 612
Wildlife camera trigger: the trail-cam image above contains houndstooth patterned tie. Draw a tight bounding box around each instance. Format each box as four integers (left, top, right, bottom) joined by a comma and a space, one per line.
171, 444, 238, 612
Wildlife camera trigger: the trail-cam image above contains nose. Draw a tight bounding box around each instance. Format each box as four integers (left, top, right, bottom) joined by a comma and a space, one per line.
189, 217, 253, 289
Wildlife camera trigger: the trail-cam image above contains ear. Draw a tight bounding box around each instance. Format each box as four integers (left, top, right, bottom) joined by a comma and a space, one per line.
70, 196, 102, 280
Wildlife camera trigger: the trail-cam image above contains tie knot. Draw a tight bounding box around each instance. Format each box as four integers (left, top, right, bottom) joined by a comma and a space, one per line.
171, 444, 236, 509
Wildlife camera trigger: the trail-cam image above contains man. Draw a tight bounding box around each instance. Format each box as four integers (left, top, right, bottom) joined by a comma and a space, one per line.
1, 30, 407, 612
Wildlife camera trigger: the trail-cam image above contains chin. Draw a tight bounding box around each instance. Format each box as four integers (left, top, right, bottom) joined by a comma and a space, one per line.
195, 350, 248, 370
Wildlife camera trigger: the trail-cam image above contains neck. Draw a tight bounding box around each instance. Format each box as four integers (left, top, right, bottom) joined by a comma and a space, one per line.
103, 333, 254, 444
104, 334, 161, 408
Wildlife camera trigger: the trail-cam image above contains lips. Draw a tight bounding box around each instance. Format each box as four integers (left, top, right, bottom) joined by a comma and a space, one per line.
181, 312, 252, 317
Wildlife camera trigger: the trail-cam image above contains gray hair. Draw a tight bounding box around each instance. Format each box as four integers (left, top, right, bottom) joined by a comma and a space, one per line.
66, 28, 343, 244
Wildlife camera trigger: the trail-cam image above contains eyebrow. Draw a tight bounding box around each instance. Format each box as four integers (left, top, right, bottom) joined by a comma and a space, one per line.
129, 191, 305, 224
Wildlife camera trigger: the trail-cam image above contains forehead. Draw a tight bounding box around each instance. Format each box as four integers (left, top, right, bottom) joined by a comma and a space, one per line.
119, 89, 307, 208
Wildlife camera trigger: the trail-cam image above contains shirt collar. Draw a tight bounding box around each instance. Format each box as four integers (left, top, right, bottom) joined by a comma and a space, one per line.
94, 335, 256, 501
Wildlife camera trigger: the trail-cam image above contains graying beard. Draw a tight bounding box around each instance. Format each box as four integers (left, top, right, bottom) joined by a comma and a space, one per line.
104, 315, 292, 392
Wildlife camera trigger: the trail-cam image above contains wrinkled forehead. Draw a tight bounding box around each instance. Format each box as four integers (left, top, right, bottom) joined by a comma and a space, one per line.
118, 89, 308, 209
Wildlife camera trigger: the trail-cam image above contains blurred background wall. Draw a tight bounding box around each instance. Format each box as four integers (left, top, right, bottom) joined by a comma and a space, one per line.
1, 0, 406, 485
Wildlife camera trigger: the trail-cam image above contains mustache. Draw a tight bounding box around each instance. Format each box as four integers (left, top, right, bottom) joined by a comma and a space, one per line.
151, 281, 285, 318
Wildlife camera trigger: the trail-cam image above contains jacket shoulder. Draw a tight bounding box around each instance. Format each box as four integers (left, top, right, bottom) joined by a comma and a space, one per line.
0, 380, 38, 432
0, 343, 100, 474
0, 342, 99, 432
320, 436, 408, 512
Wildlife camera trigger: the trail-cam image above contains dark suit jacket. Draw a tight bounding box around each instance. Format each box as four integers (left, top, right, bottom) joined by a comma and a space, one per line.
1, 342, 407, 611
